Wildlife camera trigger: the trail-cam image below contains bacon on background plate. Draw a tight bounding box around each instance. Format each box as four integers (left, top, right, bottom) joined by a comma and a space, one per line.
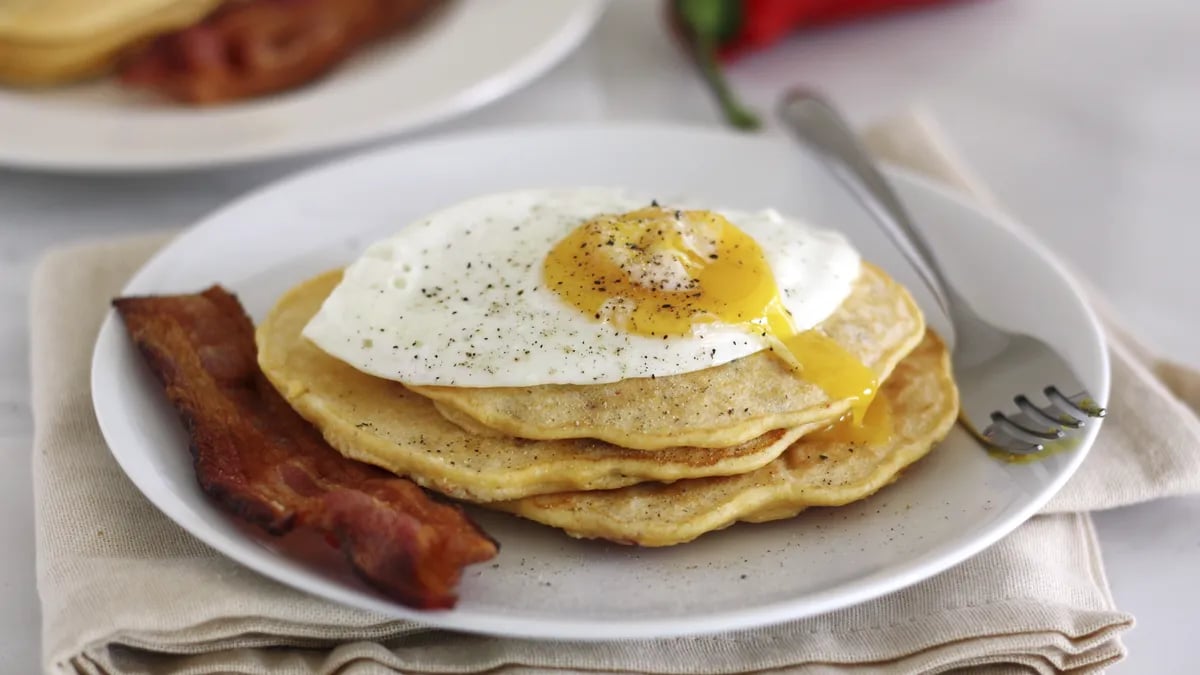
120, 0, 444, 104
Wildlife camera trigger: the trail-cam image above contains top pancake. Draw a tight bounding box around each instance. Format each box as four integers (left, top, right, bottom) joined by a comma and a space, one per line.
257, 271, 832, 503
410, 263, 925, 450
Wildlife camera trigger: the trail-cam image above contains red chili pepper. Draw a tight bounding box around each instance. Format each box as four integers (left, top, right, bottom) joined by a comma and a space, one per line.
673, 0, 962, 129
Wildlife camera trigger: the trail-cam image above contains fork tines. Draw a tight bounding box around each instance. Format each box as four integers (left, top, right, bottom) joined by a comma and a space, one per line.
983, 387, 1106, 455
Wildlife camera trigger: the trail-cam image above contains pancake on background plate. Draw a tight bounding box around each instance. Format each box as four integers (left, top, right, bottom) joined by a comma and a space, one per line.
0, 0, 445, 104
0, 0, 222, 85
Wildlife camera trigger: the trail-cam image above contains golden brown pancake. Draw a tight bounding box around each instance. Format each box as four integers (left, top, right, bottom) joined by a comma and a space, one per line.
490, 331, 958, 547
0, 0, 223, 86
257, 270, 837, 502
411, 263, 925, 450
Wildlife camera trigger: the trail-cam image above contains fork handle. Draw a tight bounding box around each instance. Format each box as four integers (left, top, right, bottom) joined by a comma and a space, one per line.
778, 91, 953, 317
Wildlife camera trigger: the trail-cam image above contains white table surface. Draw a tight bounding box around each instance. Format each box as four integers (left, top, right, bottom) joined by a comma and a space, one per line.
3, 0, 1198, 671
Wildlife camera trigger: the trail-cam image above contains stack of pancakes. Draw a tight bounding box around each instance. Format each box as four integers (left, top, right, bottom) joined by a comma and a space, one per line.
258, 265, 959, 546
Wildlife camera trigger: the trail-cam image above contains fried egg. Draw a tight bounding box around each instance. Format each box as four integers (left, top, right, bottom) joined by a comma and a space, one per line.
303, 188, 868, 407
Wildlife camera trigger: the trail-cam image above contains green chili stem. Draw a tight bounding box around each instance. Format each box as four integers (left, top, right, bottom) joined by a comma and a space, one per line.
689, 37, 760, 130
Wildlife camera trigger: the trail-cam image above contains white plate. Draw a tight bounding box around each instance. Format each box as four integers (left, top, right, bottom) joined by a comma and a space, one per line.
0, 0, 602, 172
91, 124, 1109, 640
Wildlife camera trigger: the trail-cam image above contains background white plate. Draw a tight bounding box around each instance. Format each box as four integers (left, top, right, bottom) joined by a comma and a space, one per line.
92, 124, 1108, 640
0, 0, 602, 172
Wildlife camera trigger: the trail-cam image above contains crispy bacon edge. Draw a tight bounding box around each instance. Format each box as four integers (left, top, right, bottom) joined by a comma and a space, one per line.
113, 285, 497, 609
119, 0, 446, 104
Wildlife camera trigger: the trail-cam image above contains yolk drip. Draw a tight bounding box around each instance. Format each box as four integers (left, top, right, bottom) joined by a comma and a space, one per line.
807, 396, 893, 447
543, 206, 879, 423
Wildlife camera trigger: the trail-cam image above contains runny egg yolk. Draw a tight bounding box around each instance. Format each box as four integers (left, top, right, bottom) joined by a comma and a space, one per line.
807, 395, 893, 447
543, 206, 880, 424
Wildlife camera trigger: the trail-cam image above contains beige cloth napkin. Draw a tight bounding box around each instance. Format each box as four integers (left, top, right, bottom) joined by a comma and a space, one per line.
31, 113, 1200, 674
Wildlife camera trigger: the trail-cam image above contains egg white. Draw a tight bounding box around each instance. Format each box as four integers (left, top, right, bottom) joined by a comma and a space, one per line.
302, 188, 861, 387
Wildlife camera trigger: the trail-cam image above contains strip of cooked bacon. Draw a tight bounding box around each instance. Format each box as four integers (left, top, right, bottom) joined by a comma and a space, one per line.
120, 0, 444, 104
113, 285, 497, 609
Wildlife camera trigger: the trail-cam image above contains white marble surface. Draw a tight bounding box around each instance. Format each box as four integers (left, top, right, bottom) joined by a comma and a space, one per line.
3, 0, 1198, 671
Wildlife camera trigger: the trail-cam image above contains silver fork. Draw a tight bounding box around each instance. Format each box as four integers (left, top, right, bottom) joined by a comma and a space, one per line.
778, 92, 1106, 455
